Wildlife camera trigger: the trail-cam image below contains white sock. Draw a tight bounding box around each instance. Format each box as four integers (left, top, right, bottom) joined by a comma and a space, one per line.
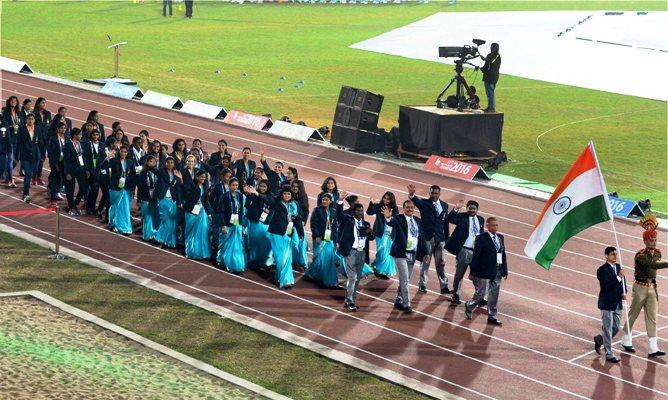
649, 337, 661, 354
621, 334, 633, 347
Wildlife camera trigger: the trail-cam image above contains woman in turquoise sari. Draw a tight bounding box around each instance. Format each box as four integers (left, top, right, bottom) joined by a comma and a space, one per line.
155, 156, 182, 248
183, 170, 211, 260
243, 180, 273, 269
217, 178, 246, 273
291, 180, 309, 270
108, 146, 135, 235
267, 187, 303, 289
367, 191, 398, 279
137, 155, 160, 242
305, 193, 339, 288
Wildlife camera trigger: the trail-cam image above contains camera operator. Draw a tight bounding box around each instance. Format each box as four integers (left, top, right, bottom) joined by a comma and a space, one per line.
480, 43, 501, 113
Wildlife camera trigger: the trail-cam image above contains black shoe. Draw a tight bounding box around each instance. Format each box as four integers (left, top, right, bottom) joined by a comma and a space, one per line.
451, 294, 461, 305
403, 307, 413, 314
478, 299, 488, 308
394, 302, 405, 311
345, 302, 356, 312
594, 335, 603, 355
622, 345, 636, 353
487, 318, 503, 326
464, 307, 473, 320
418, 285, 427, 293
605, 356, 620, 364
440, 286, 453, 295
649, 350, 666, 357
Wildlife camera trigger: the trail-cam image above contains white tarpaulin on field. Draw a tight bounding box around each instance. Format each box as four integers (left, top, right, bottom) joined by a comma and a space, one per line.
351, 11, 668, 101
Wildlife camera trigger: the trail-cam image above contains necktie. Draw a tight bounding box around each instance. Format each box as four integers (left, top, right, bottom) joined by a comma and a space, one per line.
493, 234, 500, 251
471, 217, 479, 235
433, 201, 442, 215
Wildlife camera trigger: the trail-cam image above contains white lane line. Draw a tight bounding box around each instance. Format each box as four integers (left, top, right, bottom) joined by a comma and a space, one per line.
0, 212, 583, 400
567, 331, 649, 363
0, 216, 485, 400
0, 192, 664, 398
6, 76, 661, 248
11, 86, 667, 290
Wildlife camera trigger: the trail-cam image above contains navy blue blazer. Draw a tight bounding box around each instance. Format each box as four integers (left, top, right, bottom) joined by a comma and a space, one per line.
311, 205, 338, 242
366, 201, 398, 237
597, 263, 624, 311
232, 159, 256, 182
109, 157, 137, 191
209, 180, 230, 216
16, 125, 40, 163
220, 191, 245, 227
386, 214, 427, 260
137, 168, 160, 202
469, 233, 508, 280
1, 109, 22, 145
410, 196, 449, 242
245, 193, 271, 223
261, 159, 286, 194
156, 169, 182, 203
82, 140, 105, 175
336, 202, 374, 257
0, 121, 10, 154
81, 122, 105, 142
182, 182, 211, 214
445, 210, 485, 255
47, 135, 66, 168
208, 150, 231, 168
266, 196, 304, 238
62, 140, 86, 176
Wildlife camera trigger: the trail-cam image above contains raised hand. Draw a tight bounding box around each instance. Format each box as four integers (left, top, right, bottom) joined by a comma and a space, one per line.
407, 184, 416, 196
260, 151, 266, 162
381, 205, 392, 219
339, 190, 348, 200
456, 199, 465, 210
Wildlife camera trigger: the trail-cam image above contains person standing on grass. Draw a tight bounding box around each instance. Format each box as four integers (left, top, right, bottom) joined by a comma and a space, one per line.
184, 0, 194, 18
593, 246, 625, 364
109, 145, 136, 235
446, 199, 485, 305
63, 128, 88, 215
480, 42, 501, 113
366, 192, 399, 280
337, 194, 374, 312
465, 217, 507, 326
137, 155, 160, 242
407, 184, 450, 294
183, 169, 212, 260
163, 0, 173, 16
16, 113, 40, 203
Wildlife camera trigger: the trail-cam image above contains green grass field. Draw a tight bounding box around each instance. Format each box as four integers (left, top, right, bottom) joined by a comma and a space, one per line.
0, 231, 427, 400
1, 1, 666, 212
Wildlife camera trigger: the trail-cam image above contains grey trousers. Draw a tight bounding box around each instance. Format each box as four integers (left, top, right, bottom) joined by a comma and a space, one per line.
395, 253, 417, 308
344, 250, 366, 305
453, 247, 473, 295
466, 266, 502, 317
601, 306, 622, 358
418, 239, 448, 290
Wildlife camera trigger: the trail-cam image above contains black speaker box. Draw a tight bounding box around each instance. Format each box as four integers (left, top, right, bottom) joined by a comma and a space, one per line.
331, 124, 386, 153
333, 105, 379, 131
337, 86, 384, 114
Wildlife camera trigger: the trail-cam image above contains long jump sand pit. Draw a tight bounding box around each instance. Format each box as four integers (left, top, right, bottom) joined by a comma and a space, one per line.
0, 294, 272, 400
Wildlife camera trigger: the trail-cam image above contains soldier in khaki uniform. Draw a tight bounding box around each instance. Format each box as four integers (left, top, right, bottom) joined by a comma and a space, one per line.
621, 215, 668, 357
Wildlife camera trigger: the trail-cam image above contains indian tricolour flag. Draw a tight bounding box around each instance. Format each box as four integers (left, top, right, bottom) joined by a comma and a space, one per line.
524, 141, 613, 269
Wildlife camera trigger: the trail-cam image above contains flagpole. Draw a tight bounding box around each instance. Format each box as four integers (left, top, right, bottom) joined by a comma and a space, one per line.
609, 218, 633, 339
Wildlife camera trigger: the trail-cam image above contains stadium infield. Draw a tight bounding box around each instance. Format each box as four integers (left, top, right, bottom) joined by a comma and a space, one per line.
0, 1, 666, 212
0, 71, 666, 399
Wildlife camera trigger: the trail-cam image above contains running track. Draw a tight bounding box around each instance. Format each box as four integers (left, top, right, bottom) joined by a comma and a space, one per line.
1, 71, 666, 400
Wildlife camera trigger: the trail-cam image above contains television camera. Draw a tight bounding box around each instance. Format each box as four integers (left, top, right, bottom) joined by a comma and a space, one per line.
436, 39, 486, 111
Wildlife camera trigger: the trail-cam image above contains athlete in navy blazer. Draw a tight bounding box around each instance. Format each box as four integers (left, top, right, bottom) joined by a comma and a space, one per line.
593, 247, 626, 362
336, 201, 374, 257
265, 193, 304, 238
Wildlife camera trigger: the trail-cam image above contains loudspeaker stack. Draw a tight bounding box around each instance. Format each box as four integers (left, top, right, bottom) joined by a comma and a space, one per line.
331, 86, 385, 153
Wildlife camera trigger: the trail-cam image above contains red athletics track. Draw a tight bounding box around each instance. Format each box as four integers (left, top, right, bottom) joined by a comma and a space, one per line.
1, 71, 667, 400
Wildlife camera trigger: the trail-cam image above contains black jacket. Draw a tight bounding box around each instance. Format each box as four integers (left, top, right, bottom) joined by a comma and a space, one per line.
81, 122, 105, 142
16, 125, 40, 163
245, 192, 271, 223
137, 168, 160, 202
469, 233, 508, 280
481, 52, 501, 85
220, 191, 245, 227
597, 263, 624, 311
110, 157, 137, 191
62, 139, 86, 176
266, 196, 304, 238
336, 202, 374, 257
366, 201, 398, 237
386, 214, 427, 260
155, 169, 182, 203
261, 159, 286, 194
208, 150, 231, 168
182, 182, 211, 214
410, 195, 449, 242
82, 140, 105, 175
445, 210, 485, 255
232, 159, 256, 182
1, 109, 22, 145
47, 135, 67, 169
311, 205, 338, 243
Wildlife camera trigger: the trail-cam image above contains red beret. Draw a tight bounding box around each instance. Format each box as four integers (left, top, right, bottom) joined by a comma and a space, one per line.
643, 229, 657, 241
